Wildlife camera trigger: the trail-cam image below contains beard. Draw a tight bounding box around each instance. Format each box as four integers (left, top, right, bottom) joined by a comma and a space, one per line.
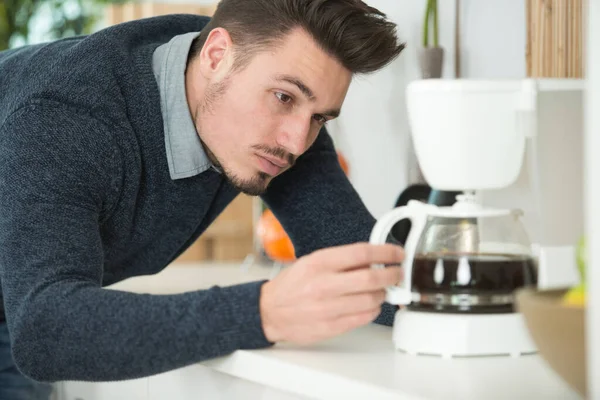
197, 79, 274, 196
203, 142, 272, 196
223, 168, 272, 196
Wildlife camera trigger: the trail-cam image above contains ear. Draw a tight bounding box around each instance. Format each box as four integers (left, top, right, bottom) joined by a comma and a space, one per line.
199, 28, 234, 80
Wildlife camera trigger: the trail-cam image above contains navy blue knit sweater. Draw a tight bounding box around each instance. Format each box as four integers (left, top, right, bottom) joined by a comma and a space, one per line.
0, 15, 394, 382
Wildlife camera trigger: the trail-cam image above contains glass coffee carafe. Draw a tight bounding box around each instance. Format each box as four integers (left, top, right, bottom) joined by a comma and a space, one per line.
370, 194, 538, 314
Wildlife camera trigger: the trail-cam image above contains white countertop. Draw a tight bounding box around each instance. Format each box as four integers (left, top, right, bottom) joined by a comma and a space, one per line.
108, 261, 275, 294
108, 263, 582, 400
203, 324, 579, 400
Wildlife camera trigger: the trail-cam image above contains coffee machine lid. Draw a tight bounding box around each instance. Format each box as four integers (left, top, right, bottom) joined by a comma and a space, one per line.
417, 193, 516, 218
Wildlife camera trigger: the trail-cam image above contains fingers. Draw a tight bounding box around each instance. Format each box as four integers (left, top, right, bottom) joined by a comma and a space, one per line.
324, 290, 386, 318
262, 243, 405, 345
309, 243, 404, 272
289, 294, 386, 345
325, 309, 381, 337
321, 266, 403, 296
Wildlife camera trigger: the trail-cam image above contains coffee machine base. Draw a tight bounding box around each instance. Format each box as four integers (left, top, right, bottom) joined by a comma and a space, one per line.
393, 308, 538, 358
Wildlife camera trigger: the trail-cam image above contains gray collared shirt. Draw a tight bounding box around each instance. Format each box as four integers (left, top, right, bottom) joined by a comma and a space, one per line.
152, 32, 219, 180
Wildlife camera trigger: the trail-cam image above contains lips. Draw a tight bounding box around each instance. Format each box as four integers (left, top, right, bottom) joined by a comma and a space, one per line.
261, 154, 289, 168
256, 154, 289, 176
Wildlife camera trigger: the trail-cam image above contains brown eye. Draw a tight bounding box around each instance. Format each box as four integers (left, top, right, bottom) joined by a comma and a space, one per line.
313, 114, 327, 124
275, 92, 292, 104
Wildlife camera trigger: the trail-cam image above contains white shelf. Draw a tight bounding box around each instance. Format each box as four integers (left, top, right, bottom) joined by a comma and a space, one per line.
405, 78, 585, 92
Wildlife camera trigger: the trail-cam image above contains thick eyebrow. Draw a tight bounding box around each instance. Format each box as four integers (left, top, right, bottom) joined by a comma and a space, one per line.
275, 74, 341, 119
322, 108, 340, 119
276, 74, 315, 99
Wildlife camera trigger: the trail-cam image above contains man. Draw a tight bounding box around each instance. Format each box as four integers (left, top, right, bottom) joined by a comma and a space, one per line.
0, 0, 405, 398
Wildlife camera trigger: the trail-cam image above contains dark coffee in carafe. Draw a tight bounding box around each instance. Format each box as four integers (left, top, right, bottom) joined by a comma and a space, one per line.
408, 253, 537, 314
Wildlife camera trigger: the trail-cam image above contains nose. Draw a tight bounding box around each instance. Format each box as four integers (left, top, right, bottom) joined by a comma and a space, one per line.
276, 115, 312, 156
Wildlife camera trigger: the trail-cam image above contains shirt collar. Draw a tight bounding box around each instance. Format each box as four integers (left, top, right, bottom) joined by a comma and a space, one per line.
152, 31, 220, 180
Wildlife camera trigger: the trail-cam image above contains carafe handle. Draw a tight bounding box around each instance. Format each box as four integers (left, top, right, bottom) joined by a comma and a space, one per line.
369, 200, 429, 305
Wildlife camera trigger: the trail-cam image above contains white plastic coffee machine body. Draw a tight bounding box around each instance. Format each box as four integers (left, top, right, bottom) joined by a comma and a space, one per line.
406, 79, 534, 191
370, 195, 538, 358
370, 78, 583, 358
406, 78, 583, 287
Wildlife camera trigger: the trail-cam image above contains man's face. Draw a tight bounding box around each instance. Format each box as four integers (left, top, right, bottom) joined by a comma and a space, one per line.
186, 27, 352, 195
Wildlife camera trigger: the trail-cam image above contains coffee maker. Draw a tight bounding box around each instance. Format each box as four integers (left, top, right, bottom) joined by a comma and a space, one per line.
371, 79, 583, 358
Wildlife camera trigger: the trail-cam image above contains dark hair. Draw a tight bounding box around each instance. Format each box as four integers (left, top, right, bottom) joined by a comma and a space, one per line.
188, 0, 405, 74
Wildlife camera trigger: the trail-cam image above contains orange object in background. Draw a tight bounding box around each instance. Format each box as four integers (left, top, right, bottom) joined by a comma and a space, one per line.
256, 209, 296, 262
337, 152, 350, 176
256, 151, 350, 263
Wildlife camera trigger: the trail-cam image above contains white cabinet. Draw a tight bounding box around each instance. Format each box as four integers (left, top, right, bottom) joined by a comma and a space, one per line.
56, 365, 307, 400
57, 378, 148, 400
148, 364, 309, 400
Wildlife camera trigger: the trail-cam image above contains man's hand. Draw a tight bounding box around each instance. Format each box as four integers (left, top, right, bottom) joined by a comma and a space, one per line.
259, 243, 404, 344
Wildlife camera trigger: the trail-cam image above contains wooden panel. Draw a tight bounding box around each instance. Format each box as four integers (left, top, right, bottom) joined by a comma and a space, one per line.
103, 2, 258, 263
175, 194, 256, 263
212, 237, 254, 261
526, 0, 585, 78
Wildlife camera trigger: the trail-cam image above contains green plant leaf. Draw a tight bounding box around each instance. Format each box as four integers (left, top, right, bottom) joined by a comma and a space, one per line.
0, 0, 124, 50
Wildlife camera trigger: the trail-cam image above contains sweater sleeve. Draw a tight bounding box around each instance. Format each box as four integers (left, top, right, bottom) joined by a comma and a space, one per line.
0, 105, 271, 383
261, 127, 397, 327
